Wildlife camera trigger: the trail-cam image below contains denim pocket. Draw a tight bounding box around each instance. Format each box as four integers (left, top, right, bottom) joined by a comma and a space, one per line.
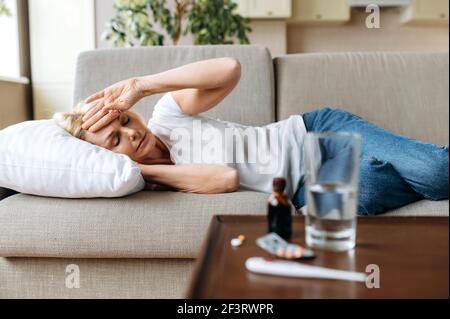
363, 156, 388, 167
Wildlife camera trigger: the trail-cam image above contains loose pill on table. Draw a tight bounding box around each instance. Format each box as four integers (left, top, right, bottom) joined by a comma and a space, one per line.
231, 238, 243, 247
276, 247, 286, 257
294, 246, 303, 258
285, 250, 294, 259
238, 235, 246, 242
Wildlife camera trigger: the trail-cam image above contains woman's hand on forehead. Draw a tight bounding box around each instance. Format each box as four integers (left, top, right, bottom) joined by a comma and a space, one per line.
81, 77, 143, 132
82, 100, 121, 133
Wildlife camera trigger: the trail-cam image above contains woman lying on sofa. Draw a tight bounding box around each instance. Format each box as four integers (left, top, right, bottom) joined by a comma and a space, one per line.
54, 58, 449, 215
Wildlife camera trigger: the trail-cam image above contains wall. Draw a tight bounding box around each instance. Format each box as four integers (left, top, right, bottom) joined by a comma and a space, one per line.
94, 0, 114, 48
94, 0, 287, 56
95, 3, 448, 56
287, 8, 449, 53
29, 0, 95, 119
249, 20, 287, 56
26, 1, 448, 119
0, 0, 32, 127
0, 0, 20, 78
0, 78, 31, 129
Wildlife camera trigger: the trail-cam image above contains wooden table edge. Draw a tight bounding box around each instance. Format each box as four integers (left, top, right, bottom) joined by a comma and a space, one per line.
185, 214, 449, 299
185, 215, 222, 299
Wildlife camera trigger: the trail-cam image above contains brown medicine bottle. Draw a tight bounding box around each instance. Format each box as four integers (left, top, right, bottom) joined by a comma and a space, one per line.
267, 177, 292, 240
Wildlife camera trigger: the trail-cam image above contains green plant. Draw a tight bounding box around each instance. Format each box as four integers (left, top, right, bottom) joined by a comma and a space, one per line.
0, 0, 11, 17
104, 0, 251, 47
188, 0, 250, 45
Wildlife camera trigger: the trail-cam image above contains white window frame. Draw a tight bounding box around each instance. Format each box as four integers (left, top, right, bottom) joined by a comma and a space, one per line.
0, 0, 21, 79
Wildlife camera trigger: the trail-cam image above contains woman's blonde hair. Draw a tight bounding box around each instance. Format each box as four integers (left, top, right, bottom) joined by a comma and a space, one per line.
53, 100, 100, 139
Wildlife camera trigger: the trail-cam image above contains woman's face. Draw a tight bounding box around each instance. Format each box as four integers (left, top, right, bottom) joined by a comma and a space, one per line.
84, 111, 157, 163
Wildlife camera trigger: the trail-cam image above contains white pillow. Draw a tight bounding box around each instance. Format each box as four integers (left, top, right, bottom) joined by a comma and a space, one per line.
0, 120, 145, 198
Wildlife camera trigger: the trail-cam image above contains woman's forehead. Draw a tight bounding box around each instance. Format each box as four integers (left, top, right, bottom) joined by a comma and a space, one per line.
84, 119, 118, 147
83, 111, 144, 145
128, 111, 142, 121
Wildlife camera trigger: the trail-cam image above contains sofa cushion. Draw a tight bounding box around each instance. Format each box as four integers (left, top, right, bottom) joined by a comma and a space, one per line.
275, 52, 449, 146
1, 191, 447, 259
0, 191, 268, 258
74, 45, 275, 126
381, 199, 449, 217
0, 257, 193, 298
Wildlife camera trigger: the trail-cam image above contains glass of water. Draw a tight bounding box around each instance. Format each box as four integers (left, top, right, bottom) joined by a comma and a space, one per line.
303, 132, 361, 251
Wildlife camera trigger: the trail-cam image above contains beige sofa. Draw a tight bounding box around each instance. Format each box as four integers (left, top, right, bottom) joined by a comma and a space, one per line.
0, 46, 448, 298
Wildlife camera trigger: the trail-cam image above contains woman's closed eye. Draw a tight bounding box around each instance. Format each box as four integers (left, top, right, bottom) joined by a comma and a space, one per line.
111, 115, 130, 147
113, 133, 120, 147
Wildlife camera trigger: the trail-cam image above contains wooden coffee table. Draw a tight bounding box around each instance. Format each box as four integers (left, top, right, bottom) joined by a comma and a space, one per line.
187, 215, 449, 299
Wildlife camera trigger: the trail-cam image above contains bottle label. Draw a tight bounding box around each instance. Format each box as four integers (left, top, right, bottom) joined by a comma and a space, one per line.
270, 198, 279, 206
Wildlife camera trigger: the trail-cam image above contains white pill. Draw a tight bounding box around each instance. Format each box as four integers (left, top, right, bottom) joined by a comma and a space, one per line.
231, 238, 243, 247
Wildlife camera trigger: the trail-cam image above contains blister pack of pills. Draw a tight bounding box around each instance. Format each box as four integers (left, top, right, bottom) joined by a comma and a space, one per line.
256, 233, 316, 260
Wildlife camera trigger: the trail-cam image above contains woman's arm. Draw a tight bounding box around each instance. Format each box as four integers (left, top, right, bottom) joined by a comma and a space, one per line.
82, 57, 241, 132
138, 163, 240, 194
137, 57, 241, 115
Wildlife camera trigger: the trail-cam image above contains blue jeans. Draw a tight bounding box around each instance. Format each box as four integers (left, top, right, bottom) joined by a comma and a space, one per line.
292, 108, 449, 215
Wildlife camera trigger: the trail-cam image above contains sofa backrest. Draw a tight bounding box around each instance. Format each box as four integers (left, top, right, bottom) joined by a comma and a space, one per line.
74, 45, 275, 126
275, 52, 449, 146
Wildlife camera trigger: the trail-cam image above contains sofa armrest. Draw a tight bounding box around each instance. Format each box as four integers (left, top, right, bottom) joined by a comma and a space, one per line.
0, 187, 15, 201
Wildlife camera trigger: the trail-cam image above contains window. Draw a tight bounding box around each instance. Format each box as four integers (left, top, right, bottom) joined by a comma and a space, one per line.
0, 0, 20, 78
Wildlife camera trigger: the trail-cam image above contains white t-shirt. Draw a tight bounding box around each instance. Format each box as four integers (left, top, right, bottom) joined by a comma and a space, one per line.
147, 93, 307, 197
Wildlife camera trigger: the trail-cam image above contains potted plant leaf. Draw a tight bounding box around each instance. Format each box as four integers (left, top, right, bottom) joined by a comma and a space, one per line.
104, 0, 252, 47
0, 0, 11, 17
